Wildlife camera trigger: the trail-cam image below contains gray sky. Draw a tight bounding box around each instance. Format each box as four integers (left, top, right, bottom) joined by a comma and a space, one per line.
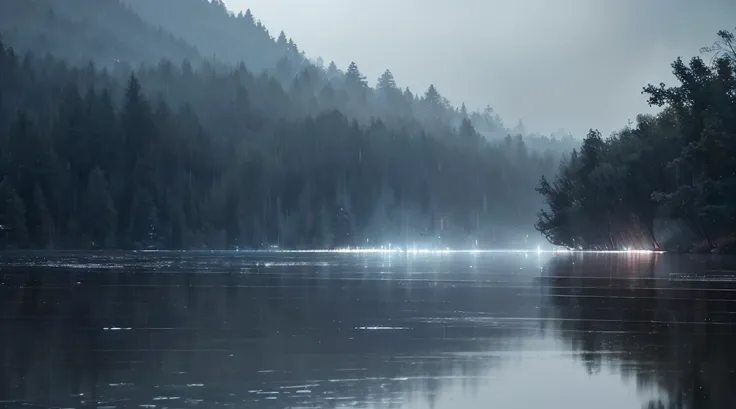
223, 0, 735, 137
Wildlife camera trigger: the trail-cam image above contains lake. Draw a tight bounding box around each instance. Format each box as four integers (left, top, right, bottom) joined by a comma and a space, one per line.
1, 251, 735, 409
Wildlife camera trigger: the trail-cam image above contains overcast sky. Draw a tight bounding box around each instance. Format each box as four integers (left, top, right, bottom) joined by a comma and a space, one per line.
223, 0, 735, 137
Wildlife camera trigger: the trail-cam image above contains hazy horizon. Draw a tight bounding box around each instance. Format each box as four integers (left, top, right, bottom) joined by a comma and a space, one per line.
224, 0, 735, 137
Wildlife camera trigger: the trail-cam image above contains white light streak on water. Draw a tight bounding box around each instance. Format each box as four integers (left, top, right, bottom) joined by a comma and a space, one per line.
252, 248, 663, 255
128, 247, 664, 255
355, 326, 410, 331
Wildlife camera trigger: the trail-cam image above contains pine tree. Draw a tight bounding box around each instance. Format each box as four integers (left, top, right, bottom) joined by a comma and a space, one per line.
244, 8, 254, 23
345, 62, 367, 89
422, 85, 444, 123
55, 85, 86, 175
94, 89, 123, 174
276, 31, 288, 46
424, 84, 441, 105
377, 69, 397, 92
121, 74, 153, 161
459, 118, 479, 142
403, 87, 414, 102
326, 61, 339, 78
287, 38, 299, 54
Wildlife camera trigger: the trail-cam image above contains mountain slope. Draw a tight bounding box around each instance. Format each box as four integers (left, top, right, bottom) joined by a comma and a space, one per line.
1, 0, 577, 153
0, 40, 557, 249
0, 0, 200, 66
0, 0, 567, 250
121, 0, 578, 152
121, 0, 301, 73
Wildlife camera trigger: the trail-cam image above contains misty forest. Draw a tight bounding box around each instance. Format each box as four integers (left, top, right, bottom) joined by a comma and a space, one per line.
0, 0, 734, 252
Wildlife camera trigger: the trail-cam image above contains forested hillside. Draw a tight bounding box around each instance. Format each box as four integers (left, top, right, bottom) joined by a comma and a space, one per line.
0, 0, 577, 153
0, 0, 572, 250
535, 29, 736, 253
0, 38, 557, 249
3, 1, 731, 252
121, 0, 578, 150
120, 0, 301, 73
0, 0, 200, 66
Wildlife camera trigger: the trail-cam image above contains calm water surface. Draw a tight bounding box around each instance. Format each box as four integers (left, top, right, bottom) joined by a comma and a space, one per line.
1, 251, 735, 409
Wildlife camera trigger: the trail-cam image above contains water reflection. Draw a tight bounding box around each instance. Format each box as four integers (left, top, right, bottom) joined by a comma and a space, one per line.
0, 251, 734, 408
543, 253, 736, 409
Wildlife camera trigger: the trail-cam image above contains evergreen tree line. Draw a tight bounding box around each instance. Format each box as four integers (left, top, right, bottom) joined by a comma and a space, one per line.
122, 0, 576, 149
0, 39, 557, 249
0, 0, 200, 66
535, 29, 736, 252
0, 0, 578, 155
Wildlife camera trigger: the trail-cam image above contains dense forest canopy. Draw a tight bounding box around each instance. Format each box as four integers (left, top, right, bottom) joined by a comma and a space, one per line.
0, 0, 732, 252
0, 1, 560, 250
535, 28, 736, 253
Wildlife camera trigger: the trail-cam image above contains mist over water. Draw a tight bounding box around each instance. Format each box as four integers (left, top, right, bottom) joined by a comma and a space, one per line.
2, 251, 734, 408
0, 2, 735, 409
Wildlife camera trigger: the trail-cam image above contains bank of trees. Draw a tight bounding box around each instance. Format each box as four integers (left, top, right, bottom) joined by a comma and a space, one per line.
0, 39, 557, 249
0, 0, 578, 154
536, 29, 736, 252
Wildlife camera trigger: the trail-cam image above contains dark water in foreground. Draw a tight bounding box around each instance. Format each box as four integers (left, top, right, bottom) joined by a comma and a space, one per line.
1, 251, 736, 409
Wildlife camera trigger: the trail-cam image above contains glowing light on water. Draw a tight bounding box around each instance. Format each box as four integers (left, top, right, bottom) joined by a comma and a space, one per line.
134, 247, 664, 255
552, 248, 661, 255
259, 247, 663, 255
355, 326, 410, 330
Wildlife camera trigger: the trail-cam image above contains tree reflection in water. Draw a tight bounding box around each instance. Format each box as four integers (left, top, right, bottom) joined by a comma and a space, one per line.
542, 253, 736, 409
1, 251, 734, 408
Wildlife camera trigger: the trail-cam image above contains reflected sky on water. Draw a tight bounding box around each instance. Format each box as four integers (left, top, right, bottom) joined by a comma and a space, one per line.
1, 251, 735, 409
